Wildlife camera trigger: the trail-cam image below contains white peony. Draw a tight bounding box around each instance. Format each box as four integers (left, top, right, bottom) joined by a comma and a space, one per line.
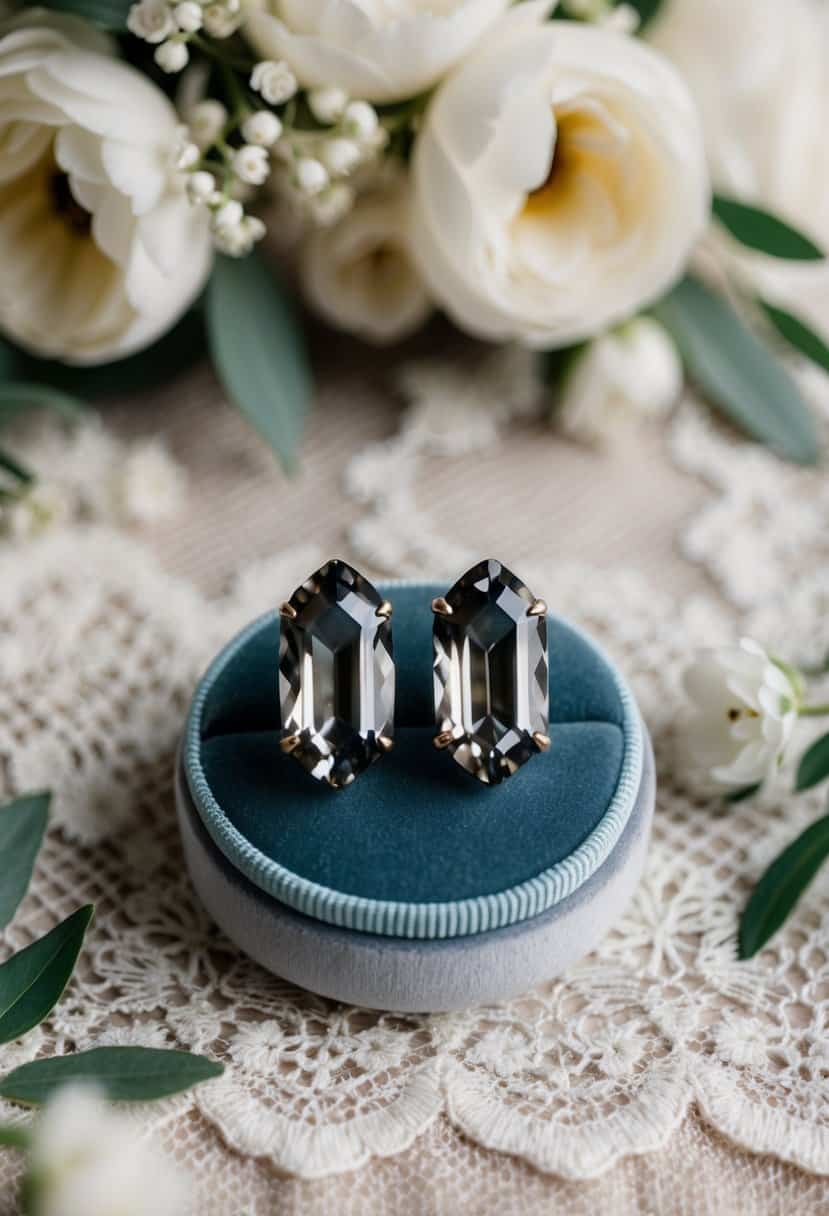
300, 184, 432, 344
649, 0, 829, 341
556, 317, 682, 445
410, 3, 709, 348
676, 639, 799, 795
245, 0, 512, 104
29, 1083, 190, 1216
0, 12, 211, 364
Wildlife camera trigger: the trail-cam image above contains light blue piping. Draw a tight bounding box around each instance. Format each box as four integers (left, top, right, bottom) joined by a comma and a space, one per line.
183, 584, 644, 941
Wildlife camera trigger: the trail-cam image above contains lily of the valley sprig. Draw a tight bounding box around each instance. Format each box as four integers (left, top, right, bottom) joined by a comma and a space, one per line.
677, 641, 829, 957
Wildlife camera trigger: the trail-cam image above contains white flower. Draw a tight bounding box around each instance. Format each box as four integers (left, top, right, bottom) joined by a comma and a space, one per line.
127, 0, 174, 44
321, 136, 360, 177
250, 58, 297, 104
187, 169, 216, 203
187, 98, 228, 148
174, 0, 202, 31
649, 0, 829, 341
213, 213, 265, 256
308, 85, 348, 125
175, 138, 200, 170
246, 0, 512, 104
117, 439, 188, 524
154, 37, 189, 72
0, 16, 211, 363
295, 156, 328, 196
410, 3, 709, 348
202, 1, 241, 37
241, 109, 282, 147
29, 1083, 190, 1216
300, 184, 431, 344
214, 199, 244, 230
677, 638, 799, 794
308, 181, 354, 227
233, 144, 270, 185
341, 100, 378, 143
556, 317, 682, 445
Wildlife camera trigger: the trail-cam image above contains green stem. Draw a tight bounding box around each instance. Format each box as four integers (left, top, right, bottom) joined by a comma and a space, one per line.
190, 35, 254, 73
800, 703, 829, 717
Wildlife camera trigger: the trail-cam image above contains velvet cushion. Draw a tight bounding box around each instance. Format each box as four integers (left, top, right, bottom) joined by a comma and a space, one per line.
185, 583, 642, 939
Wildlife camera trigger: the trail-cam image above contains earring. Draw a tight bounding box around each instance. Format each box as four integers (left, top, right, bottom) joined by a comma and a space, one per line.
432, 559, 550, 785
278, 559, 395, 789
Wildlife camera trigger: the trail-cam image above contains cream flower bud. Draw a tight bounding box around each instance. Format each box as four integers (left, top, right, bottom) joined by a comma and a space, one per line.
202, 2, 240, 37
321, 137, 360, 177
214, 199, 244, 230
174, 0, 202, 31
175, 140, 200, 170
308, 86, 348, 125
295, 157, 328, 196
233, 144, 269, 185
188, 99, 227, 148
343, 101, 378, 142
127, 0, 175, 43
241, 110, 282, 147
187, 170, 216, 203
154, 38, 189, 73
250, 59, 298, 105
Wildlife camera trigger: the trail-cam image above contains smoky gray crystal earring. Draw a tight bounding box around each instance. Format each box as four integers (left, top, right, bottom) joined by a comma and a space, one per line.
431, 559, 550, 785
278, 559, 395, 789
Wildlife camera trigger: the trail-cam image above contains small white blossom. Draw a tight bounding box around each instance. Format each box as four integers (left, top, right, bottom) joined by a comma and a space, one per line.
295, 156, 328, 196
343, 100, 378, 142
187, 169, 216, 203
28, 1083, 190, 1216
175, 139, 200, 170
213, 212, 265, 256
308, 182, 354, 226
213, 199, 243, 230
250, 59, 297, 105
173, 0, 202, 31
233, 143, 269, 185
154, 38, 189, 73
127, 0, 174, 44
202, 1, 241, 37
322, 136, 360, 177
676, 638, 799, 794
241, 109, 282, 147
188, 98, 228, 148
117, 440, 188, 525
308, 85, 348, 125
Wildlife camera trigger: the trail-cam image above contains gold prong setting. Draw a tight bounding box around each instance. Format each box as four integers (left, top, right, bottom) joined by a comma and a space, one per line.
376, 600, 393, 620
527, 598, 547, 618
279, 601, 297, 619
431, 596, 453, 617
533, 731, 551, 752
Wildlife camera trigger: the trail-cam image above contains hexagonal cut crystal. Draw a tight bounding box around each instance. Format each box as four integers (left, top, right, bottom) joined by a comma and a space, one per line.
279, 559, 395, 789
433, 559, 549, 785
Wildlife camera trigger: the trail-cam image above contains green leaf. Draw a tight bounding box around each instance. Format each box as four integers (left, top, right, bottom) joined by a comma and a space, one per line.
0, 794, 50, 930
35, 0, 132, 29
712, 196, 823, 262
725, 783, 762, 804
739, 814, 829, 958
206, 253, 311, 472
796, 733, 829, 792
0, 1047, 224, 1105
0, 383, 87, 427
653, 276, 821, 465
0, 447, 33, 486
0, 1124, 30, 1150
625, 0, 664, 28
760, 301, 829, 378
0, 906, 93, 1045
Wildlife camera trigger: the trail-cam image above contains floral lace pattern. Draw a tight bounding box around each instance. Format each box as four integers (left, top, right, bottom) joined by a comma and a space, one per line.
1, 505, 828, 1197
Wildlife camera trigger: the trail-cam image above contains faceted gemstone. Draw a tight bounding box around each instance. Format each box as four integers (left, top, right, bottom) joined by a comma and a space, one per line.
433, 559, 549, 785
279, 559, 395, 789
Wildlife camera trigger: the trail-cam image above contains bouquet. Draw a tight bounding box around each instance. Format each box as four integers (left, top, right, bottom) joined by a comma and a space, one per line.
0, 0, 827, 481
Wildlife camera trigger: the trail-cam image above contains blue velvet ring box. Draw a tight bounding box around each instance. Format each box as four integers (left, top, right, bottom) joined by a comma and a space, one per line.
175, 582, 654, 1011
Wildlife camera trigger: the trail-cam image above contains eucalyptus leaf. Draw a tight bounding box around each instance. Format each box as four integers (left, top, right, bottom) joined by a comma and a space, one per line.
653, 276, 821, 465
739, 814, 829, 959
206, 253, 311, 472
0, 382, 87, 426
725, 783, 762, 804
35, 0, 132, 29
761, 301, 829, 378
0, 447, 32, 486
0, 1047, 223, 1105
0, 1125, 30, 1150
796, 733, 829, 792
0, 794, 50, 930
713, 196, 823, 261
0, 906, 93, 1045
625, 0, 664, 28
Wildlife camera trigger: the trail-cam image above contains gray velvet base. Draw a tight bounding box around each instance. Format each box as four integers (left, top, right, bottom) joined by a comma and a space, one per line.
175, 730, 654, 1012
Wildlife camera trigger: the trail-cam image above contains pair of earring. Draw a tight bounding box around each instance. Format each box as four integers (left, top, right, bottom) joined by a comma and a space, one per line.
278, 558, 550, 790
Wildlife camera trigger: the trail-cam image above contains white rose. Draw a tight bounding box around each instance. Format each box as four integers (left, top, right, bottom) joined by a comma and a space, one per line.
556, 317, 682, 445
676, 639, 799, 795
410, 4, 709, 348
300, 185, 432, 344
649, 0, 829, 342
29, 1083, 190, 1216
245, 0, 512, 104
0, 14, 211, 364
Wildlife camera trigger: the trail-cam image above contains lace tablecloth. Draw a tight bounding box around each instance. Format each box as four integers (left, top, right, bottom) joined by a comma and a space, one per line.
1, 326, 829, 1214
